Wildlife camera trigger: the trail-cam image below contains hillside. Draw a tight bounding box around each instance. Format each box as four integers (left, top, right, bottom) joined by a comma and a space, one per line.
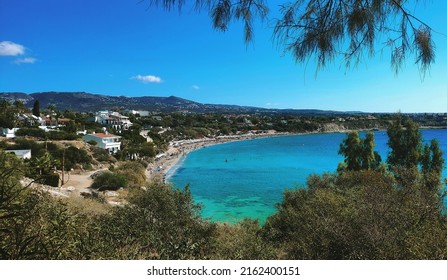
0, 91, 355, 115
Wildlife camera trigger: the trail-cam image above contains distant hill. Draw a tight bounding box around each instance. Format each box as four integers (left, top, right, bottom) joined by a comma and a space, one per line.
0, 91, 358, 115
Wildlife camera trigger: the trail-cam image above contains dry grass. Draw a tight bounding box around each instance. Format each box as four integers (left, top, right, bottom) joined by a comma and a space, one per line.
65, 195, 111, 217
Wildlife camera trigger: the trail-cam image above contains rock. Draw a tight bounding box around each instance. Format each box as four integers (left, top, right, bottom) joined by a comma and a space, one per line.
107, 201, 125, 206
61, 186, 76, 192
105, 191, 118, 197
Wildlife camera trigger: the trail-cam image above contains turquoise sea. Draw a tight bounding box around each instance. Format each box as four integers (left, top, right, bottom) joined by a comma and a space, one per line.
169, 129, 447, 223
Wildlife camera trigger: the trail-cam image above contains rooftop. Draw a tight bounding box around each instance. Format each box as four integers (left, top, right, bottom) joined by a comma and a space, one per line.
89, 133, 120, 139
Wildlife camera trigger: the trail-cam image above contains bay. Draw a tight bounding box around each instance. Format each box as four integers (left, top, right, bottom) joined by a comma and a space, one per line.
169, 129, 447, 223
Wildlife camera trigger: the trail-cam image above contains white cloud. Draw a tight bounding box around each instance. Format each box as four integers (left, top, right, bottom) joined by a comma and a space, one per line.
14, 57, 37, 64
0, 41, 25, 56
131, 74, 163, 84
192, 85, 200, 90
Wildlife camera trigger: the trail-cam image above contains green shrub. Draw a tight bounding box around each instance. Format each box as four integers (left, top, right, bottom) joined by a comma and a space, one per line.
115, 162, 146, 187
212, 219, 277, 259
46, 131, 79, 140
262, 171, 447, 259
15, 127, 46, 138
90, 172, 128, 191
55, 146, 92, 171
39, 173, 60, 187
0, 150, 85, 259
91, 182, 216, 259
87, 140, 97, 146
92, 147, 116, 163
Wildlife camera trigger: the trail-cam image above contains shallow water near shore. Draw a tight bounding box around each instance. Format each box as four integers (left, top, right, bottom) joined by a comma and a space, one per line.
169, 129, 447, 223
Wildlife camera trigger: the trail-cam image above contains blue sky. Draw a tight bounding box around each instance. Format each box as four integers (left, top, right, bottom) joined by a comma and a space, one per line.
0, 0, 446, 113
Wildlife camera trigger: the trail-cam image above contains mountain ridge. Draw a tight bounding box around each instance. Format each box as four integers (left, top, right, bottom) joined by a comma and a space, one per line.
0, 91, 357, 115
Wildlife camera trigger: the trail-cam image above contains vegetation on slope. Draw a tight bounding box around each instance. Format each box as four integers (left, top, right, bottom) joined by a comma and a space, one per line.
1, 115, 446, 260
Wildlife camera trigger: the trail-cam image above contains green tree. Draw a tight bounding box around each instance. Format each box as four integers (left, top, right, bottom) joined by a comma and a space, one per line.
339, 131, 381, 171
63, 120, 78, 134
0, 99, 17, 129
32, 100, 40, 117
339, 131, 362, 171
386, 116, 444, 197
420, 139, 445, 192
13, 100, 27, 114
362, 132, 382, 170
387, 115, 422, 168
56, 146, 92, 171
28, 151, 61, 187
147, 0, 435, 74
0, 150, 81, 259
46, 104, 56, 114
30, 151, 58, 176
421, 139, 445, 176
0, 151, 28, 221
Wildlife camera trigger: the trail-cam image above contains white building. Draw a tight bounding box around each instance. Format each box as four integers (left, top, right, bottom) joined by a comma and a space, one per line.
1, 128, 20, 138
17, 114, 45, 127
124, 109, 150, 117
5, 149, 32, 159
93, 111, 132, 133
83, 133, 121, 154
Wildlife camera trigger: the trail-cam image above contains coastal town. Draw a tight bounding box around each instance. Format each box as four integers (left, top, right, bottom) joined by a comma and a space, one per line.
0, 97, 313, 202
2, 95, 447, 204
2, 0, 447, 273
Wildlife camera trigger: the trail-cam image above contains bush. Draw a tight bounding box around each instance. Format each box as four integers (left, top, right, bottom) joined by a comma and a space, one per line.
0, 140, 8, 149
86, 140, 97, 146
46, 131, 79, 140
0, 151, 86, 259
92, 147, 116, 163
14, 128, 80, 141
212, 219, 277, 259
91, 182, 216, 259
39, 173, 60, 187
262, 171, 447, 259
55, 146, 92, 171
90, 172, 128, 191
15, 127, 46, 138
115, 162, 146, 187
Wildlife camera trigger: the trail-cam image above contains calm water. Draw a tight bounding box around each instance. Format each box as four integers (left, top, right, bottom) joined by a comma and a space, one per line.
169, 129, 447, 223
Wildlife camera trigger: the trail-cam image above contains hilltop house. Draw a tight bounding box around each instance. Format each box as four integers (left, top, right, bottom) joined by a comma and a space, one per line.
123, 109, 150, 117
92, 111, 132, 133
43, 117, 71, 128
17, 113, 45, 127
83, 132, 121, 154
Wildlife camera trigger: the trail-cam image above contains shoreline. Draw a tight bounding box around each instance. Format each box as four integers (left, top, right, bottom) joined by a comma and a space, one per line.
147, 127, 382, 183
153, 126, 447, 183
146, 131, 292, 182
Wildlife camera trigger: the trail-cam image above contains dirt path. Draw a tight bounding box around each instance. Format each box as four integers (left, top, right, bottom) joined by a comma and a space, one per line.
63, 169, 107, 196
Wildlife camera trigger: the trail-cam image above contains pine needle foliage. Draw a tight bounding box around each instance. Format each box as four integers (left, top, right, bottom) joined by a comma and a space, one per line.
146, 0, 435, 75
